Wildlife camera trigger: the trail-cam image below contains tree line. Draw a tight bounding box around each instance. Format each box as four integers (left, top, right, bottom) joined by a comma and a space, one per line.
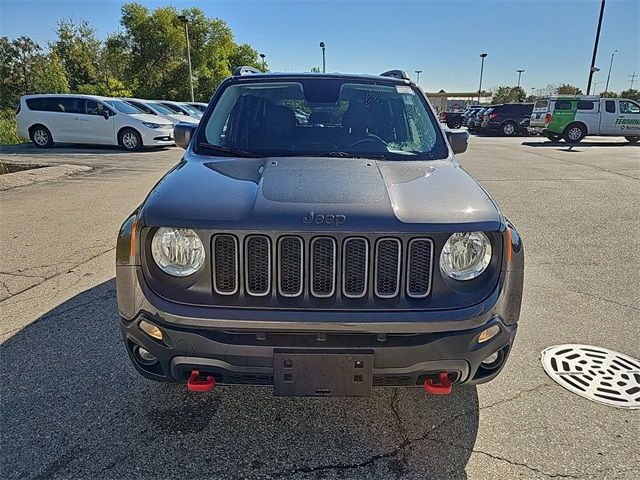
0, 3, 267, 110
489, 83, 640, 105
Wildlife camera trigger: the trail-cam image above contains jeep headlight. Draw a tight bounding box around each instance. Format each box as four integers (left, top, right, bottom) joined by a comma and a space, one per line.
440, 232, 492, 281
151, 227, 205, 277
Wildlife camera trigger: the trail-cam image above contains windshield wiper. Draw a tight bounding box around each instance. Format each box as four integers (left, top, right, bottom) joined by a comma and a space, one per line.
198, 143, 261, 158
311, 151, 386, 159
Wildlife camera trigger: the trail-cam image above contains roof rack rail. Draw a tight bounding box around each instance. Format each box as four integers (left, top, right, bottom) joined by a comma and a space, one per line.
233, 66, 262, 76
380, 70, 410, 81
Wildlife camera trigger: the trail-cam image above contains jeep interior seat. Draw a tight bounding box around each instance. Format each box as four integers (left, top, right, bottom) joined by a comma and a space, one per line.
256, 104, 297, 150
308, 111, 331, 125
342, 93, 384, 140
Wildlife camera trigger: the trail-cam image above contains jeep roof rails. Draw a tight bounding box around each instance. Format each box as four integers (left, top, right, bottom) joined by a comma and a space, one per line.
380, 70, 410, 81
233, 66, 262, 76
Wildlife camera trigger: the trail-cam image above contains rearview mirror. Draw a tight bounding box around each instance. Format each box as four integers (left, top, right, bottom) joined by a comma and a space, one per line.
101, 110, 110, 120
174, 123, 197, 149
445, 129, 469, 154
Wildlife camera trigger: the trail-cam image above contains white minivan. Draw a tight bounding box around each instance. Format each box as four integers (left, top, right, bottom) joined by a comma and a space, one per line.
16, 94, 175, 151
122, 98, 199, 125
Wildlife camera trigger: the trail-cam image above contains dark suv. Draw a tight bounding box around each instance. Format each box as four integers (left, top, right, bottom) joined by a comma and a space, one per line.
481, 103, 534, 136
116, 68, 524, 397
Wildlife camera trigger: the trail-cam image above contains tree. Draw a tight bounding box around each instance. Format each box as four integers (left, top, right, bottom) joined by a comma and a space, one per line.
31, 51, 69, 94
50, 19, 101, 91
619, 89, 640, 102
491, 85, 525, 104
11, 36, 42, 94
557, 84, 583, 95
599, 91, 618, 98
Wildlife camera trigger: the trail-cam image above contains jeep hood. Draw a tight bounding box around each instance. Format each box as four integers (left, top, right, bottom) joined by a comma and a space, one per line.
140, 156, 503, 232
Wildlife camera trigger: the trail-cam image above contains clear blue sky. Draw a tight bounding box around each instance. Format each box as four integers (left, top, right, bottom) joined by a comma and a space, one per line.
1, 0, 638, 93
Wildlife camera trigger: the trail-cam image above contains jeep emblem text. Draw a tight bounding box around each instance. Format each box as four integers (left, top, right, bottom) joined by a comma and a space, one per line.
302, 210, 346, 226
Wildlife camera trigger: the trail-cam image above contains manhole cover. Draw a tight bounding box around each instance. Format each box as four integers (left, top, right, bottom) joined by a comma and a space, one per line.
541, 345, 640, 409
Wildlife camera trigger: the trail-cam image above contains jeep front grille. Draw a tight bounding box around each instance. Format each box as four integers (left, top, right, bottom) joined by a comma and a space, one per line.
210, 234, 434, 303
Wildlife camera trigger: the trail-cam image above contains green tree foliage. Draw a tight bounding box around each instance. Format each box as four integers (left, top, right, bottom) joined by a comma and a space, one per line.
557, 84, 583, 95
599, 91, 618, 98
619, 89, 640, 102
50, 19, 101, 91
491, 86, 525, 104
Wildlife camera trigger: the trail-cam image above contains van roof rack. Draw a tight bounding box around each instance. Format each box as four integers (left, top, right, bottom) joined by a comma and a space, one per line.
380, 70, 410, 81
233, 66, 262, 76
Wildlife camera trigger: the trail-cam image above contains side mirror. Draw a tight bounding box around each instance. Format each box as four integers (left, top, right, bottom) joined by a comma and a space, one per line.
101, 110, 110, 120
174, 122, 197, 149
445, 129, 469, 154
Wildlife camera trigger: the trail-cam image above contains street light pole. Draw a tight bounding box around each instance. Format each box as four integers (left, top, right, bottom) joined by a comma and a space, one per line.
604, 49, 617, 93
319, 42, 326, 73
259, 53, 266, 70
587, 0, 606, 95
516, 69, 525, 88
478, 53, 487, 103
415, 70, 422, 84
178, 15, 194, 102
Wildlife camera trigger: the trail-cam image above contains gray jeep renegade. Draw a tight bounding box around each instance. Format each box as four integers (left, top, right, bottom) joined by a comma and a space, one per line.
116, 68, 524, 396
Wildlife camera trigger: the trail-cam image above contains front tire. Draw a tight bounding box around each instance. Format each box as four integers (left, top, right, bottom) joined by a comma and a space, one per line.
119, 128, 142, 151
30, 125, 54, 148
563, 123, 586, 143
501, 121, 518, 136
625, 136, 639, 144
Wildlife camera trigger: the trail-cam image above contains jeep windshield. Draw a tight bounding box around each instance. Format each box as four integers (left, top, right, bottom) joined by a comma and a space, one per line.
198, 78, 448, 160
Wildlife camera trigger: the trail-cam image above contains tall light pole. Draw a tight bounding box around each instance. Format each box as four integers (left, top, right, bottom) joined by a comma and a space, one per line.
415, 70, 423, 84
178, 15, 194, 102
530, 87, 536, 99
319, 42, 326, 73
259, 53, 266, 70
604, 49, 617, 93
587, 0, 606, 94
629, 70, 638, 89
478, 53, 488, 103
516, 69, 525, 88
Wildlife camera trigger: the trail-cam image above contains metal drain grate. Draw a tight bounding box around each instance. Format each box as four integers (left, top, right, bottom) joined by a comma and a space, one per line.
541, 344, 640, 409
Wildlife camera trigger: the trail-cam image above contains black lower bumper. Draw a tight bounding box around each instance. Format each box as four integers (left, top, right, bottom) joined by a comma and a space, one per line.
121, 314, 517, 388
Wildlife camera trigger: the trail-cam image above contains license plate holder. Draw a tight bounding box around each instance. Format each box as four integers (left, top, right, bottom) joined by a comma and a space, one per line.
273, 350, 374, 397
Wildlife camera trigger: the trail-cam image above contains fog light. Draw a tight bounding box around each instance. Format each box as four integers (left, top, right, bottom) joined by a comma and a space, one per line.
139, 320, 163, 340
481, 351, 500, 365
478, 325, 500, 344
135, 345, 157, 365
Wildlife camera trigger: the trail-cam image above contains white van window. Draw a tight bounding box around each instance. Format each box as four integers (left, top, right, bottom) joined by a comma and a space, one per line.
555, 100, 572, 110
619, 101, 640, 114
86, 100, 111, 116
577, 101, 595, 110
605, 101, 616, 113
534, 100, 548, 109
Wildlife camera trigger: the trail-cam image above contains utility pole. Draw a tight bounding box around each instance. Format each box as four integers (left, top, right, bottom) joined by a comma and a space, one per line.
587, 0, 606, 95
629, 70, 638, 90
259, 53, 266, 70
178, 15, 194, 102
516, 69, 525, 88
478, 53, 487, 103
319, 42, 326, 73
415, 70, 422, 84
604, 49, 617, 93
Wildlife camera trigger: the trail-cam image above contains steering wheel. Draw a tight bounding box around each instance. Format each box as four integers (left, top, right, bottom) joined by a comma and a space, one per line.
349, 135, 388, 150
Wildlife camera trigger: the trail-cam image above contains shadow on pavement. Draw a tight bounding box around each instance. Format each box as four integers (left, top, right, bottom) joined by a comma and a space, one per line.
1, 280, 479, 479
0, 144, 175, 156
522, 140, 638, 148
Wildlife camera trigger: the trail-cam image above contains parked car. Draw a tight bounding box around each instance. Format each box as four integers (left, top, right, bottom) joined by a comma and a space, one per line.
16, 94, 175, 151
188, 102, 208, 112
480, 103, 534, 136
116, 68, 524, 397
123, 98, 199, 125
443, 110, 464, 129
157, 100, 203, 119
468, 107, 488, 132
462, 106, 483, 127
529, 96, 640, 143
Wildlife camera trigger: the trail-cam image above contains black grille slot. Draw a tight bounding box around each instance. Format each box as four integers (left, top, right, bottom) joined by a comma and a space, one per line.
343, 238, 368, 298
311, 237, 336, 297
213, 235, 238, 295
278, 236, 303, 297
375, 238, 401, 298
245, 236, 271, 296
407, 238, 433, 298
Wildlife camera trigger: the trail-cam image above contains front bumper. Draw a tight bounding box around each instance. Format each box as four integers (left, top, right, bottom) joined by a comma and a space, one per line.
140, 128, 175, 146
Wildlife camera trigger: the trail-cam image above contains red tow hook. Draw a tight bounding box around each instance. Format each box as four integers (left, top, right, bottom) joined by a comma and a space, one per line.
187, 370, 215, 392
423, 372, 452, 395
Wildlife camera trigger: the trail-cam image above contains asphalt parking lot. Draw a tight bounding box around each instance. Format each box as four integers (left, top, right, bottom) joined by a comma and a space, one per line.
1, 136, 638, 479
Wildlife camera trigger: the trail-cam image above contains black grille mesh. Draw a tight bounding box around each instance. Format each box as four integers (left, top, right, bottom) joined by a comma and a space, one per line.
245, 236, 270, 295
311, 237, 335, 297
279, 237, 302, 296
343, 238, 368, 297
376, 239, 400, 297
213, 235, 237, 294
407, 239, 433, 297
